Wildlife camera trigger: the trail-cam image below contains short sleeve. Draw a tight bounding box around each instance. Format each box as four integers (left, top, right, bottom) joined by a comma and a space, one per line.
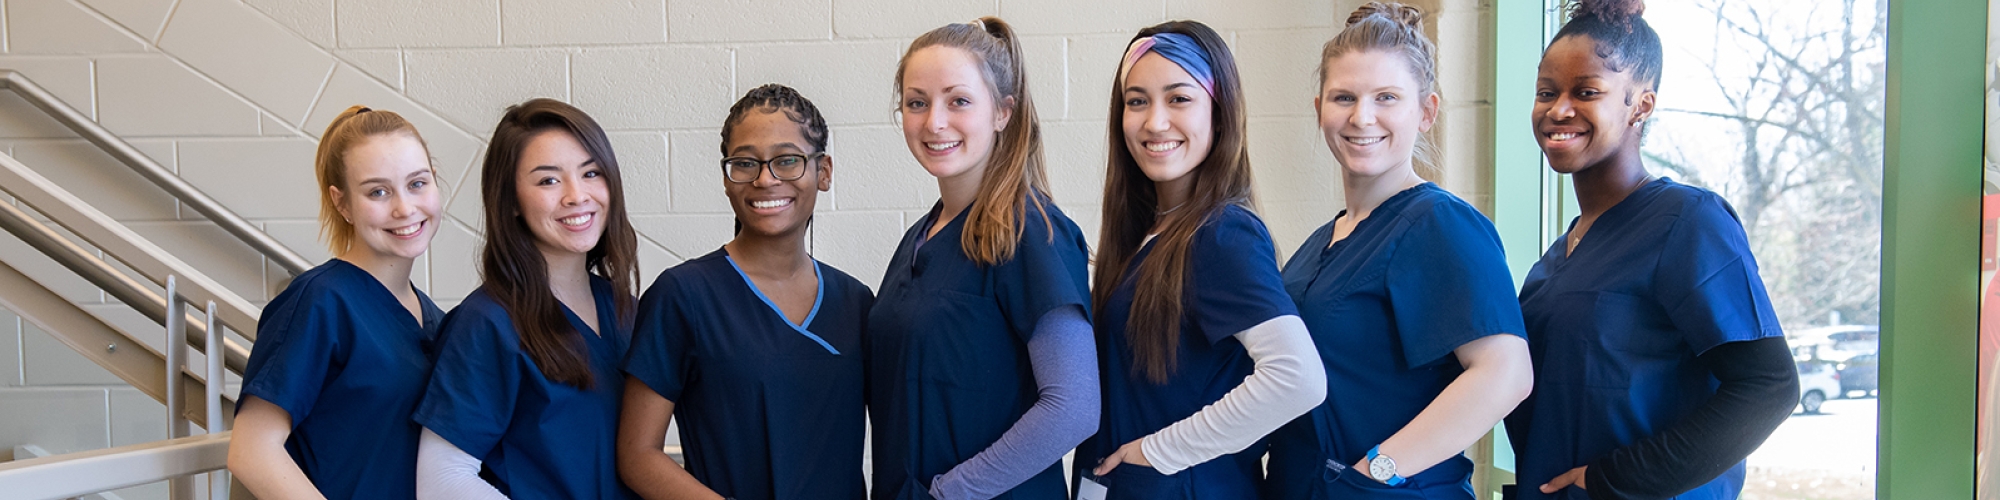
413, 299, 523, 458
238, 290, 348, 422
1385, 199, 1528, 368
624, 271, 692, 403
1652, 193, 1784, 354
992, 201, 1094, 341
1187, 207, 1298, 345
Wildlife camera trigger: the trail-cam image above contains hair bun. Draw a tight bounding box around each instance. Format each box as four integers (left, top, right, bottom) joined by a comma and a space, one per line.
1347, 2, 1425, 31
1571, 0, 1644, 26
974, 16, 1012, 41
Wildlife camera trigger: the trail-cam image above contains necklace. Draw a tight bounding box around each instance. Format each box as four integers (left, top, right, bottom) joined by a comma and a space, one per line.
1569, 173, 1653, 250
1156, 200, 1187, 216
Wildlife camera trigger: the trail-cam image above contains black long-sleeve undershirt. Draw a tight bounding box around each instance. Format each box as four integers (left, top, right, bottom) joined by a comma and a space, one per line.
1583, 336, 1800, 499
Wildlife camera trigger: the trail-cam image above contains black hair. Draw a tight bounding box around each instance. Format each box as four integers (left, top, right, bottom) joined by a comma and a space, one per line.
719, 84, 830, 154
1552, 0, 1663, 91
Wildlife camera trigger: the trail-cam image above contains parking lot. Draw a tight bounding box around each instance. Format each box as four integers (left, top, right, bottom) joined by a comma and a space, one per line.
1742, 398, 1877, 499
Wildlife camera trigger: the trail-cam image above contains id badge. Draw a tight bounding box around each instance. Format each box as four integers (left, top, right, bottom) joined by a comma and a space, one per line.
1076, 475, 1108, 500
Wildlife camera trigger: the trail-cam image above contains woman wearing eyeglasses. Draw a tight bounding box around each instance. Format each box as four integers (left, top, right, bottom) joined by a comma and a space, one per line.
617, 84, 873, 500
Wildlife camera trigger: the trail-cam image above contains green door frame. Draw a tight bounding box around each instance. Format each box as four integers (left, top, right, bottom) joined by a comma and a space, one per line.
1880, 0, 1983, 497
1484, 0, 1986, 497
1484, 1, 1549, 497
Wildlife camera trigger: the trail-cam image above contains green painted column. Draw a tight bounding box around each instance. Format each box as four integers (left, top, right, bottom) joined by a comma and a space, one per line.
1486, 0, 1550, 486
1492, 0, 1549, 288
1880, 0, 1984, 497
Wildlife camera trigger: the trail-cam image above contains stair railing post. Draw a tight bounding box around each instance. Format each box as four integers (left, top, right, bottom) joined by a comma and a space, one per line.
164, 276, 191, 500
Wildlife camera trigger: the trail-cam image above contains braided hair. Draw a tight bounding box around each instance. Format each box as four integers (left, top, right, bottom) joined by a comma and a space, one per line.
721, 83, 830, 154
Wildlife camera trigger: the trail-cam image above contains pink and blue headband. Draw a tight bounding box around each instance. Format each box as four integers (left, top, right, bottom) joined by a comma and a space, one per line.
1117, 33, 1217, 96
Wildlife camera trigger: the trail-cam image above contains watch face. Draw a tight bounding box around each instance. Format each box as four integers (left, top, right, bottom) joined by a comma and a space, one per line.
1370, 454, 1396, 481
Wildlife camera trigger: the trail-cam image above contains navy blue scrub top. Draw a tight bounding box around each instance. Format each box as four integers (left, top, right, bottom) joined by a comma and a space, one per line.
239, 259, 444, 500
414, 276, 637, 500
1264, 184, 1525, 500
1507, 178, 1782, 500
866, 199, 1091, 500
1083, 205, 1297, 500
624, 248, 874, 500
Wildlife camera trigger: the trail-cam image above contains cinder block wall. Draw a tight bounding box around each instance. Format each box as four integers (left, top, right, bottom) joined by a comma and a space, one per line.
0, 0, 1496, 497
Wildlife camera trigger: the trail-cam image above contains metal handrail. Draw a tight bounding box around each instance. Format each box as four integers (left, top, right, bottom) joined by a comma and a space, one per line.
0, 70, 313, 276
0, 433, 230, 500
0, 199, 250, 372
0, 151, 265, 341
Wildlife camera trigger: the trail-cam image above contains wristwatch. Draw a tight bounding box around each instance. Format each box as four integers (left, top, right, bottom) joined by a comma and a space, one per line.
1366, 445, 1407, 486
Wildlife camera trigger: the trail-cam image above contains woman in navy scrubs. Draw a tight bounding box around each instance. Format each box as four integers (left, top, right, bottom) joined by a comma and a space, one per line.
870, 16, 1101, 500
618, 84, 873, 500
229, 106, 445, 500
413, 98, 641, 500
1263, 5, 1533, 499
1507, 0, 1799, 498
1083, 21, 1326, 500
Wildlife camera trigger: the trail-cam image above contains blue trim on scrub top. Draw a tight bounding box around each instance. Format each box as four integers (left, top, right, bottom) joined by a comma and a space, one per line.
724, 255, 837, 355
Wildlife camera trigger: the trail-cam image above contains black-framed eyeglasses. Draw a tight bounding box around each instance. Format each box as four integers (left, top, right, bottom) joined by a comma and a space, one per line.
721, 153, 824, 183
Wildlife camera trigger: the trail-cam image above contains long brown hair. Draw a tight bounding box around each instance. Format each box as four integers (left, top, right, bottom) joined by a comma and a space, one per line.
315, 105, 433, 255
894, 16, 1053, 265
1094, 20, 1255, 384
478, 98, 638, 389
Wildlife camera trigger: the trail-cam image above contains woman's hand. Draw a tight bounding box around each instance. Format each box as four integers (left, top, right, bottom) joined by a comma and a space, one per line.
1092, 439, 1154, 476
1540, 465, 1588, 493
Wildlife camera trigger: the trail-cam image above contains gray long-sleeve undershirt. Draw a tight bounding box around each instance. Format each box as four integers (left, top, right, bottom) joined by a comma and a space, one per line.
928, 305, 1100, 500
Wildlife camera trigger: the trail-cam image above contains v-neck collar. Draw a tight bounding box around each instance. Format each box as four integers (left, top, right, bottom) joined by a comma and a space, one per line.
1322, 182, 1436, 260
722, 252, 838, 355
1556, 177, 1671, 265
555, 279, 609, 339
330, 258, 429, 329
913, 200, 972, 252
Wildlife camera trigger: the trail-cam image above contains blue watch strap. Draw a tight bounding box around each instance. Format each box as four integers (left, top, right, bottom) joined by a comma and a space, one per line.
1366, 444, 1408, 486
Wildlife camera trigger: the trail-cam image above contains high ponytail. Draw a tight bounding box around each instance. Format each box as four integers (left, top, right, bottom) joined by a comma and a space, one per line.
1321, 2, 1441, 179
1553, 0, 1662, 90
894, 16, 1053, 266
314, 105, 434, 255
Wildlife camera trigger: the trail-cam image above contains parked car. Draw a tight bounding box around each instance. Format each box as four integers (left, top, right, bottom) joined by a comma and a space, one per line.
1796, 360, 1842, 415
1838, 353, 1878, 397
1789, 324, 1879, 363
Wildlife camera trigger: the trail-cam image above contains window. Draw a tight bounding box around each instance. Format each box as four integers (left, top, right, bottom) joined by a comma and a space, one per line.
1641, 0, 1883, 497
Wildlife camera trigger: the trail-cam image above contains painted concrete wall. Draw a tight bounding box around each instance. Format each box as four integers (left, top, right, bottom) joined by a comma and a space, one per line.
0, 0, 1497, 497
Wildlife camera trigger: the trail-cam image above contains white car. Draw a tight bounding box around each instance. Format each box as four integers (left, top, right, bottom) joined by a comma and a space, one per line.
1795, 360, 1842, 414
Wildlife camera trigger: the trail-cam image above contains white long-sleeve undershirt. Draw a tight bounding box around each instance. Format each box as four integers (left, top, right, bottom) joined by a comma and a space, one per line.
415, 427, 510, 500
1139, 314, 1326, 475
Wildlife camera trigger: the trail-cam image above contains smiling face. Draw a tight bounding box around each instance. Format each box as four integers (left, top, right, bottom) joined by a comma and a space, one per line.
514, 129, 610, 261
1533, 35, 1655, 174
899, 46, 1012, 184
1317, 49, 1437, 180
331, 133, 440, 261
1120, 53, 1215, 196
724, 109, 831, 239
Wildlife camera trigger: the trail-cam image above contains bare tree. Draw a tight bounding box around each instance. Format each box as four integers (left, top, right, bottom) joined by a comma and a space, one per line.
1642, 0, 1886, 328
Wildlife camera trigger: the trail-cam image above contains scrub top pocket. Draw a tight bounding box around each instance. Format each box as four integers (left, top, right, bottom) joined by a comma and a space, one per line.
922, 289, 1025, 392
1102, 465, 1193, 500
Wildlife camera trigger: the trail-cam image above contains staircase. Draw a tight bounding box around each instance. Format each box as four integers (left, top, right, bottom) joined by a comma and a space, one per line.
0, 70, 304, 500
